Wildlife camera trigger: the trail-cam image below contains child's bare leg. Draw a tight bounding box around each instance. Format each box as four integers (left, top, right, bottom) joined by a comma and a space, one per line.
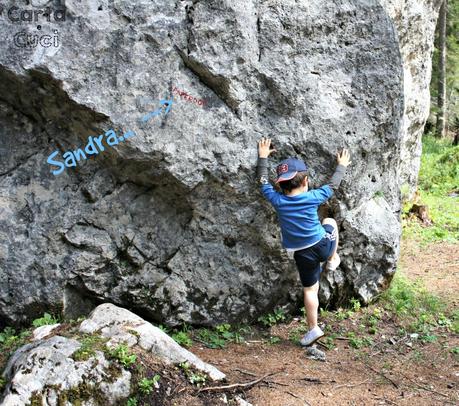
303, 282, 319, 329
322, 217, 339, 260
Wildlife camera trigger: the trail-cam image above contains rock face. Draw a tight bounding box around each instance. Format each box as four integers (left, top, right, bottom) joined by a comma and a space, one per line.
0, 0, 438, 326
380, 0, 443, 193
0, 303, 225, 405
1, 335, 131, 406
79, 303, 226, 381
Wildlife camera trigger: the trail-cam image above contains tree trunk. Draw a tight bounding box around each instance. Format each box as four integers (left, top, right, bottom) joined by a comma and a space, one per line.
435, 0, 448, 138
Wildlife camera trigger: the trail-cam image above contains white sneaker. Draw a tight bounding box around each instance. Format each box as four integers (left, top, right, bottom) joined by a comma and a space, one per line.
300, 326, 324, 346
326, 254, 341, 271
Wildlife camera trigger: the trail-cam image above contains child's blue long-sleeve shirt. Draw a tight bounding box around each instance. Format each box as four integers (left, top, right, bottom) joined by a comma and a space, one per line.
257, 158, 346, 251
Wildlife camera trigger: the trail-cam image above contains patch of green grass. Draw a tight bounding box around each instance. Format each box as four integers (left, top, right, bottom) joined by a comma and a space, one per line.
178, 361, 208, 387
106, 344, 137, 368
126, 398, 138, 406
322, 335, 337, 350
288, 325, 308, 343
418, 136, 458, 194
72, 334, 108, 361
264, 336, 281, 345
258, 308, 287, 327
32, 313, 59, 328
138, 375, 160, 395
157, 324, 170, 334
196, 324, 244, 349
380, 273, 457, 336
0, 327, 31, 361
171, 331, 193, 348
347, 332, 373, 349
402, 135, 459, 243
419, 333, 438, 343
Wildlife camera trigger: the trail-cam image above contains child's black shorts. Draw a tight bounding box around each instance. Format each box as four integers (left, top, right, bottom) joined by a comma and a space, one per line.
293, 224, 338, 288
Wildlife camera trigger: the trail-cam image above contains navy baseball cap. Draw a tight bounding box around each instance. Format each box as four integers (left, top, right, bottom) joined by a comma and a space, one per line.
275, 158, 308, 183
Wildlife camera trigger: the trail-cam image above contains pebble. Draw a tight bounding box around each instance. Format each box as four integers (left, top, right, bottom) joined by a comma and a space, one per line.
305, 345, 326, 361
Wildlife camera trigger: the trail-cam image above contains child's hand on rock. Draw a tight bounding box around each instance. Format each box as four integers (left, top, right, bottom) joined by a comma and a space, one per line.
258, 137, 277, 158
337, 148, 351, 167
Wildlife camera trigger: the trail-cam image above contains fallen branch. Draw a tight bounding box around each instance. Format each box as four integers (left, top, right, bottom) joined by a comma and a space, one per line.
316, 340, 329, 349
233, 368, 257, 377
285, 391, 311, 405
299, 377, 323, 384
366, 364, 399, 389
403, 377, 448, 398
333, 379, 370, 389
375, 397, 399, 405
197, 371, 282, 393
298, 376, 337, 384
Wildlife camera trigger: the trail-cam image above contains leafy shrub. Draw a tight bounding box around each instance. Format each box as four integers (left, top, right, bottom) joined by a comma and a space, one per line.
171, 331, 193, 347
72, 334, 107, 361
258, 308, 287, 327
107, 344, 137, 368
138, 375, 160, 394
32, 313, 59, 328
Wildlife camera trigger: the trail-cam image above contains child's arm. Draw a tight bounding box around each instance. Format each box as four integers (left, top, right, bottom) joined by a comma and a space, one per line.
328, 149, 351, 190
305, 149, 351, 204
257, 137, 276, 183
257, 138, 280, 206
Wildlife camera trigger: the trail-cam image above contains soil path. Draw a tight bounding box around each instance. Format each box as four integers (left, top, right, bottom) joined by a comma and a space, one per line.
190, 240, 459, 405
400, 239, 459, 307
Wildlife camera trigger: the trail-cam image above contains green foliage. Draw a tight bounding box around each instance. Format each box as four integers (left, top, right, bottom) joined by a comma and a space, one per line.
451, 347, 459, 355
126, 398, 138, 406
178, 361, 207, 387
171, 331, 193, 348
335, 308, 354, 321
419, 333, 438, 343
32, 313, 59, 328
0, 377, 5, 391
403, 136, 459, 243
265, 336, 281, 345
138, 375, 160, 394
157, 324, 170, 334
107, 344, 137, 368
347, 332, 373, 349
350, 298, 361, 312
322, 335, 337, 350
365, 309, 383, 335
418, 136, 459, 194
196, 323, 244, 349
72, 334, 107, 362
188, 372, 207, 386
288, 325, 308, 343
430, 0, 459, 127
258, 308, 287, 327
381, 273, 456, 336
0, 327, 31, 359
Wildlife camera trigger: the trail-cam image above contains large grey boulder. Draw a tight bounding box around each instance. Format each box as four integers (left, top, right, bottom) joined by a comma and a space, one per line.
79, 303, 226, 381
0, 335, 131, 406
380, 0, 444, 193
0, 0, 440, 326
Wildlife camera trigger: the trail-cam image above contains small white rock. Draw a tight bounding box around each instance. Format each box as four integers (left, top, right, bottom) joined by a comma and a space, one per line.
32, 324, 60, 341
234, 395, 253, 406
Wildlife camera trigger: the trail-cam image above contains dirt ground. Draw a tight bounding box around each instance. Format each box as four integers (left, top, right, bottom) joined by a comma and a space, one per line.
188, 239, 459, 406
400, 239, 459, 306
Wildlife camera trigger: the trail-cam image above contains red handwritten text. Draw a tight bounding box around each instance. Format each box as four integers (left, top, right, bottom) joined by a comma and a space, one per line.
172, 86, 206, 107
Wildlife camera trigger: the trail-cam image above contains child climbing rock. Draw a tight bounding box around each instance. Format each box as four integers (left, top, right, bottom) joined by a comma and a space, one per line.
257, 137, 351, 346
